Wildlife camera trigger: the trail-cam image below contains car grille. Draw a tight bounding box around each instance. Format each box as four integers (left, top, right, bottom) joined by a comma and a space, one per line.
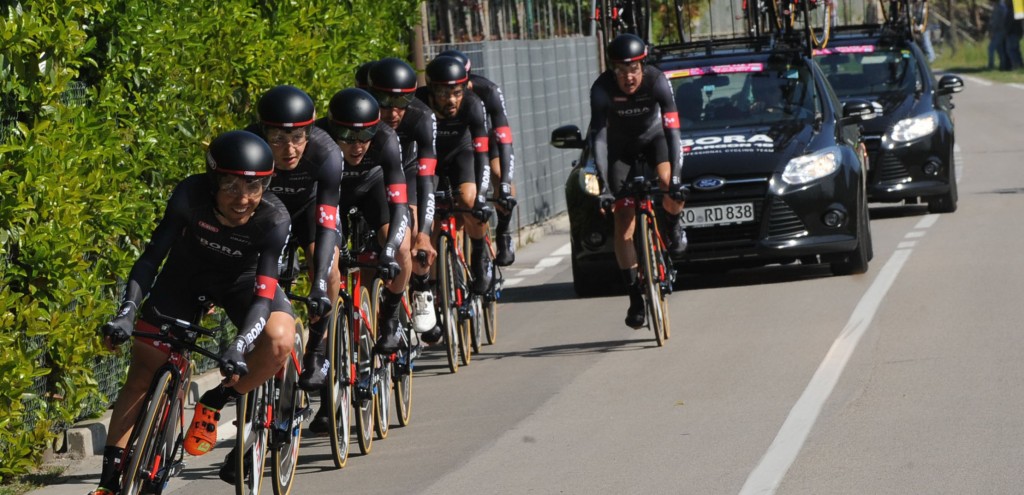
766, 198, 807, 239
862, 134, 910, 184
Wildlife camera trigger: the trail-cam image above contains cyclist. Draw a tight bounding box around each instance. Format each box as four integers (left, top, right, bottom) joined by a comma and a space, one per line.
244, 85, 343, 394
91, 131, 295, 495
318, 88, 411, 353
437, 49, 518, 266
367, 57, 440, 336
355, 61, 376, 89
588, 33, 687, 329
415, 55, 495, 338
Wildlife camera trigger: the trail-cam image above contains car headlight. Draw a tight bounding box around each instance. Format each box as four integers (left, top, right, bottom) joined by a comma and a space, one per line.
782, 148, 839, 185
889, 113, 937, 143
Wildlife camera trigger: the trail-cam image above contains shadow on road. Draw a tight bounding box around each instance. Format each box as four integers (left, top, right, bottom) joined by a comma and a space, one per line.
868, 203, 930, 220
498, 281, 583, 304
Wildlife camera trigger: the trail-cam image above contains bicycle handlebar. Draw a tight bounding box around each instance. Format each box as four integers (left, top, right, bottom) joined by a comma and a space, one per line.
135, 309, 227, 366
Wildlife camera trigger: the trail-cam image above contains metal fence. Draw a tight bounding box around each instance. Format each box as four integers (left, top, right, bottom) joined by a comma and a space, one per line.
427, 36, 600, 233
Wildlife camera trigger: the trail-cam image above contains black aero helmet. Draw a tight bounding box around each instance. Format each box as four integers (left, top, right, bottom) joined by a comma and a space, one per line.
607, 33, 647, 64
426, 55, 469, 86
355, 61, 376, 88
369, 58, 418, 94
437, 49, 471, 72
258, 85, 315, 128
328, 88, 381, 142
206, 130, 275, 177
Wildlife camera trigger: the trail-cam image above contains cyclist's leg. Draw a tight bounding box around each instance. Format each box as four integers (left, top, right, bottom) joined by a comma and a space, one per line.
489, 135, 517, 266
608, 148, 646, 328
450, 148, 492, 293
297, 203, 340, 390
651, 136, 687, 254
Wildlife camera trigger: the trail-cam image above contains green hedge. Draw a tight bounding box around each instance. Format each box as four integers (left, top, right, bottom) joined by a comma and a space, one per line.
0, 0, 418, 480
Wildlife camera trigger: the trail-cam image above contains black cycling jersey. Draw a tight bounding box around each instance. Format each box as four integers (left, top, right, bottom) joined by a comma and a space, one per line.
394, 98, 438, 235
469, 74, 515, 186
415, 86, 491, 197
315, 119, 409, 260
245, 123, 342, 296
119, 174, 293, 348
588, 65, 684, 195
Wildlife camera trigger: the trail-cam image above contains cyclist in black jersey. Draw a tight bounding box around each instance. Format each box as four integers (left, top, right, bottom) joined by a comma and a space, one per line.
588, 34, 688, 329
91, 131, 295, 495
355, 61, 375, 89
319, 88, 411, 351
244, 85, 344, 393
415, 55, 495, 323
368, 58, 441, 336
438, 49, 518, 266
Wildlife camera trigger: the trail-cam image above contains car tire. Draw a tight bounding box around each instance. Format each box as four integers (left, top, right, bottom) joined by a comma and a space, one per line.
927, 164, 958, 214
831, 198, 871, 276
571, 244, 615, 298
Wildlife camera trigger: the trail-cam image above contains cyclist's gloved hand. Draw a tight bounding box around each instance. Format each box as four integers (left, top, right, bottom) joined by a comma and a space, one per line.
100, 316, 134, 347
497, 183, 517, 211
307, 284, 332, 320
598, 190, 615, 215
473, 195, 494, 222
220, 340, 249, 378
378, 247, 401, 281
668, 183, 689, 202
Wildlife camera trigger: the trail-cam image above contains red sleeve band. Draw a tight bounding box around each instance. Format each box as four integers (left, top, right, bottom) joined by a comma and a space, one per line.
317, 204, 338, 229
255, 275, 278, 300
663, 112, 680, 129
473, 137, 490, 153
387, 183, 408, 204
418, 157, 437, 176
494, 126, 514, 144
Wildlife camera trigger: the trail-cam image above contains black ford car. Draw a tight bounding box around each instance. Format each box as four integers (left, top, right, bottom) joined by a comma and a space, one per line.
814, 26, 964, 213
553, 39, 875, 296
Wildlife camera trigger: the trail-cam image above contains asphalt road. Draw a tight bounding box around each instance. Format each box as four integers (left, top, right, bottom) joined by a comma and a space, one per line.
34, 74, 1024, 495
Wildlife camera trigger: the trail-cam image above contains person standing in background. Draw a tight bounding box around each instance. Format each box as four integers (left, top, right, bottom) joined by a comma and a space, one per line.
989, 0, 1011, 71
1006, 1, 1023, 69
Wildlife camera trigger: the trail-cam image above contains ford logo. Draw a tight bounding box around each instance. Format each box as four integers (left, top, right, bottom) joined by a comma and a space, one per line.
693, 176, 726, 191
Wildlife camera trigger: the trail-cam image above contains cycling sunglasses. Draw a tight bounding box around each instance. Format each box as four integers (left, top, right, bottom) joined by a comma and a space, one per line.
374, 92, 416, 109
333, 124, 378, 144
217, 175, 272, 196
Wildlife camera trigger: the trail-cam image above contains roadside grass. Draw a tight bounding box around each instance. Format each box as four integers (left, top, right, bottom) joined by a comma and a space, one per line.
0, 465, 67, 495
933, 39, 1024, 83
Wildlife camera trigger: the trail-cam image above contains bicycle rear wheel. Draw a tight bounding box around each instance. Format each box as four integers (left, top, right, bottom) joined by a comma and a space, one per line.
437, 235, 460, 373
651, 222, 672, 342
369, 277, 393, 439
121, 371, 174, 495
457, 235, 473, 366
393, 294, 413, 426
354, 285, 376, 454
235, 383, 271, 495
271, 331, 304, 495
638, 215, 666, 347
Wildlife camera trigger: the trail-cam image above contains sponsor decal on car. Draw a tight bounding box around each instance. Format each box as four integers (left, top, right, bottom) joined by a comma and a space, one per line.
665, 63, 764, 79
813, 45, 876, 56
681, 134, 774, 155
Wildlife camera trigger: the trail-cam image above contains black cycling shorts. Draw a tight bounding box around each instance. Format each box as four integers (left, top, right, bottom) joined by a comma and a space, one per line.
437, 146, 477, 187
606, 133, 669, 196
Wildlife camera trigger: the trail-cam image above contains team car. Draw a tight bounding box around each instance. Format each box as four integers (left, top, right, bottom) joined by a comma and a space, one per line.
552, 38, 876, 296
814, 25, 964, 213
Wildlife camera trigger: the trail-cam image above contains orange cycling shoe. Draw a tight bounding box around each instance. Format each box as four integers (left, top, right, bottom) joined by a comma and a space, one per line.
89, 488, 116, 495
183, 402, 221, 455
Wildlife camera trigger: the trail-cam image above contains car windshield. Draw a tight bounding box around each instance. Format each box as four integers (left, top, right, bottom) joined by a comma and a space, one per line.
814, 45, 920, 98
666, 60, 820, 131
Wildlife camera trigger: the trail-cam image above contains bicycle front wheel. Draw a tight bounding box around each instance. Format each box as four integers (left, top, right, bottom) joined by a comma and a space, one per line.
325, 294, 352, 468
354, 285, 376, 454
271, 330, 304, 495
437, 235, 460, 373
121, 371, 174, 495
235, 383, 271, 495
394, 294, 413, 426
370, 277, 393, 439
638, 215, 666, 347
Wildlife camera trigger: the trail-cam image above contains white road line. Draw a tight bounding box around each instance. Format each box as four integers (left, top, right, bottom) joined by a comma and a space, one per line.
552, 242, 572, 256
914, 214, 939, 230
1010, 83, 1024, 91
503, 277, 524, 287
897, 241, 917, 249
961, 75, 992, 86
905, 230, 926, 239
739, 248, 914, 495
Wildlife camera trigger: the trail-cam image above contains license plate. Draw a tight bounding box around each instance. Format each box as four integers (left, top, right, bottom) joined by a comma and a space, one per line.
681, 203, 755, 228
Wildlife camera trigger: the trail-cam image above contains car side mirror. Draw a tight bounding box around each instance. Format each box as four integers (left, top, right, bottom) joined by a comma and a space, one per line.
841, 100, 876, 124
936, 75, 964, 96
551, 125, 584, 149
